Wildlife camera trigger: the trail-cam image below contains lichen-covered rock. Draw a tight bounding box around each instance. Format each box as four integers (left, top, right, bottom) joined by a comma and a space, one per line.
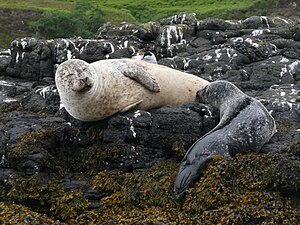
4, 14, 300, 81
135, 22, 161, 42
241, 16, 295, 29
160, 12, 198, 26
260, 84, 300, 122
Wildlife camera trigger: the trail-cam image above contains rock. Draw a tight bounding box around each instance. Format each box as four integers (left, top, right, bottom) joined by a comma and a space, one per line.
0, 55, 11, 75
5, 14, 300, 81
165, 12, 197, 25
76, 39, 112, 62
197, 18, 242, 31
0, 168, 14, 182
97, 22, 138, 39
103, 103, 217, 149
49, 38, 79, 64
263, 131, 300, 153
155, 24, 189, 57
134, 22, 161, 42
0, 13, 300, 224
260, 84, 300, 123
293, 23, 300, 41
241, 16, 295, 29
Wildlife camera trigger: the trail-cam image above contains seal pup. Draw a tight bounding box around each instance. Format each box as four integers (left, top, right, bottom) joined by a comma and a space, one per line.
174, 80, 276, 199
55, 58, 209, 121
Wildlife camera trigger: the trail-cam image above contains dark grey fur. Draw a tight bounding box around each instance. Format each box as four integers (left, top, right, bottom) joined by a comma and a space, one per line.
174, 80, 276, 199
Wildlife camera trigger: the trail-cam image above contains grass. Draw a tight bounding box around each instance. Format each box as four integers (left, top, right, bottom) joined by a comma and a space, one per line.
0, 0, 279, 22
0, 0, 74, 11
94, 0, 277, 22
0, 0, 281, 48
101, 7, 137, 24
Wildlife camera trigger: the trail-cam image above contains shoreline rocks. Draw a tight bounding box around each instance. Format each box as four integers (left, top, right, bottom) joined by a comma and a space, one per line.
0, 13, 299, 224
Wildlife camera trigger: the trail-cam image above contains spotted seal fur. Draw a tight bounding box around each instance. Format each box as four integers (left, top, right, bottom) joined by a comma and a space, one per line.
55, 58, 209, 121
174, 80, 276, 199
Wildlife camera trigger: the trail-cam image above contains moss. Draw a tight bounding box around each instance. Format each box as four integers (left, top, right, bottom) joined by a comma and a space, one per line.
76, 207, 197, 225
7, 127, 68, 175
85, 126, 104, 145
92, 160, 179, 209
90, 160, 184, 223
172, 137, 189, 158
283, 140, 300, 156
183, 153, 300, 223
192, 192, 299, 224
0, 202, 64, 225
0, 102, 20, 113
1, 150, 299, 224
4, 174, 91, 223
71, 145, 104, 175
6, 174, 65, 210
183, 156, 235, 213
89, 153, 299, 224
276, 121, 298, 132
50, 189, 90, 223
74, 144, 124, 175
143, 22, 158, 31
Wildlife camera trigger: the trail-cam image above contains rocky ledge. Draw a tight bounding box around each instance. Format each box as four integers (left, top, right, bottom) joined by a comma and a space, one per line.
0, 13, 299, 224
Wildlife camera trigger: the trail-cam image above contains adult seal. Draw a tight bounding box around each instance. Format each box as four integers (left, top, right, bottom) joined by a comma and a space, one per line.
55, 58, 209, 121
174, 80, 276, 199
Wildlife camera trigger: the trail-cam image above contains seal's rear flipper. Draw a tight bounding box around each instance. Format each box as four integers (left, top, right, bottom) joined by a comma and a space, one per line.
174, 156, 212, 200
119, 63, 160, 92
120, 100, 143, 112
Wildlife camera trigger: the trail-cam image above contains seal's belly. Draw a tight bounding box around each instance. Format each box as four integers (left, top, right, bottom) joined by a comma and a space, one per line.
56, 58, 209, 121
69, 75, 148, 121
188, 106, 274, 161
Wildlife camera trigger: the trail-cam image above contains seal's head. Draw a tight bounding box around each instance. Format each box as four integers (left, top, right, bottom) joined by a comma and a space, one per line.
55, 59, 94, 94
196, 80, 244, 108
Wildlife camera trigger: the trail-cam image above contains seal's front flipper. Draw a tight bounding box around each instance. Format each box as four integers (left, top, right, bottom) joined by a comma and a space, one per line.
120, 100, 143, 112
119, 63, 160, 92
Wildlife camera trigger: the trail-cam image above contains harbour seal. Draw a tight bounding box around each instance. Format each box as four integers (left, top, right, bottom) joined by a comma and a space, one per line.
174, 80, 276, 199
55, 58, 209, 121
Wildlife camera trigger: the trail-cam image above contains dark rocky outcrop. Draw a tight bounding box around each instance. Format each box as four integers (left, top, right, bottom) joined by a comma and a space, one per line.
0, 13, 299, 224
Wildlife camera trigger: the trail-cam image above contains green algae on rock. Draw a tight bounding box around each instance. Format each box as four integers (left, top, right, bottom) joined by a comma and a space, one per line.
183, 153, 300, 224
87, 154, 299, 224
0, 202, 64, 225
0, 152, 299, 224
4, 174, 91, 224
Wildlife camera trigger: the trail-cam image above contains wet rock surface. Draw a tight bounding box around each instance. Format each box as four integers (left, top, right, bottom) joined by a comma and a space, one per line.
0, 13, 299, 224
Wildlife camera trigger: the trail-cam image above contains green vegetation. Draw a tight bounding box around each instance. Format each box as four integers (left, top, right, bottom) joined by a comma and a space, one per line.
29, 1, 106, 38
95, 0, 277, 22
0, 99, 299, 224
0, 0, 284, 48
0, 0, 74, 11
2, 154, 298, 224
